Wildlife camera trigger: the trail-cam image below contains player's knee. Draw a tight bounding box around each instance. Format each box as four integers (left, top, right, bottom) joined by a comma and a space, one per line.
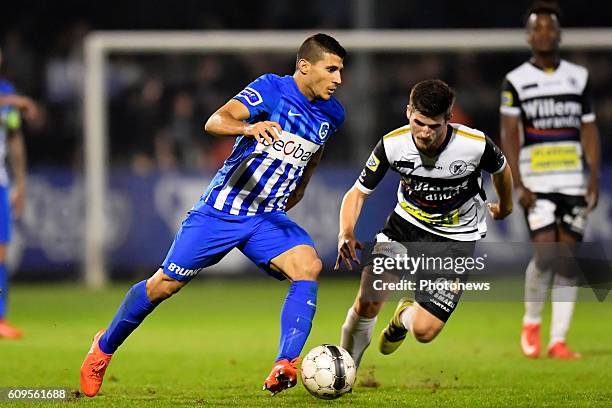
411, 322, 440, 343
355, 299, 382, 319
147, 271, 184, 302
293, 257, 323, 281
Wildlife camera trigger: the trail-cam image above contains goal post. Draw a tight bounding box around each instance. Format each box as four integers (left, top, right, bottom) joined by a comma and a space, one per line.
83, 28, 612, 288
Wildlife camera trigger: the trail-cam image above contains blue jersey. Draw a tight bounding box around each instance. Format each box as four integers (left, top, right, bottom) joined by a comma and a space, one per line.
199, 74, 344, 215
0, 80, 21, 187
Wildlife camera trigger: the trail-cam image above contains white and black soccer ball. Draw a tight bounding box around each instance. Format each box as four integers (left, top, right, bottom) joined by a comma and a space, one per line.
301, 344, 356, 400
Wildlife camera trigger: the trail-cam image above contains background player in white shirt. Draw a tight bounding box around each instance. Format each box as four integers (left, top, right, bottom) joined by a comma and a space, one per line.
500, 2, 601, 359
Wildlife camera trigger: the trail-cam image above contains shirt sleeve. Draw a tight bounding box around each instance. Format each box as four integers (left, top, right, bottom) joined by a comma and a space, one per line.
232, 74, 281, 121
580, 76, 596, 123
355, 139, 391, 194
479, 136, 507, 174
499, 77, 521, 117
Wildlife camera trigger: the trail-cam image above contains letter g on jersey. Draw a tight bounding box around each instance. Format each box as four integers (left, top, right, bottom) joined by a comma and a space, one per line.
318, 122, 330, 140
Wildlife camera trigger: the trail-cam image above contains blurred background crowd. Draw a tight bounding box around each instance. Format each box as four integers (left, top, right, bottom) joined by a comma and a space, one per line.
1, 0, 611, 173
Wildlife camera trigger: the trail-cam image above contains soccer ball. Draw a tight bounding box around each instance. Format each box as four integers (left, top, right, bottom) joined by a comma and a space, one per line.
301, 344, 356, 400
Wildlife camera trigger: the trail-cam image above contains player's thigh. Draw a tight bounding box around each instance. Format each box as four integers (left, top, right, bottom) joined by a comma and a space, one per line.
527, 197, 558, 269
353, 264, 395, 318
525, 196, 558, 242
161, 207, 249, 282
241, 212, 320, 281
557, 195, 588, 243
413, 239, 474, 335
353, 237, 407, 317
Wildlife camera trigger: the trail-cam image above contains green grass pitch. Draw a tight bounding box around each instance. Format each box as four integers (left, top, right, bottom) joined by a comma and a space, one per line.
1, 278, 611, 407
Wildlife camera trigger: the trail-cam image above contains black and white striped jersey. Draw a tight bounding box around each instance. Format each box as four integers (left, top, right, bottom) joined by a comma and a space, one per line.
355, 123, 506, 241
500, 60, 595, 195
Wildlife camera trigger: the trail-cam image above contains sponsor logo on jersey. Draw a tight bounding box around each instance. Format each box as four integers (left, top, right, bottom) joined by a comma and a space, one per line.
523, 98, 582, 120
167, 262, 203, 277
318, 122, 330, 140
256, 131, 319, 166
501, 91, 514, 107
236, 87, 263, 106
403, 178, 470, 202
288, 109, 302, 117
449, 160, 467, 175
393, 160, 415, 169
366, 152, 380, 172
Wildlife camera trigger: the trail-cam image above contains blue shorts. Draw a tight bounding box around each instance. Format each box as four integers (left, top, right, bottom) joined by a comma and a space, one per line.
161, 203, 315, 281
0, 186, 11, 244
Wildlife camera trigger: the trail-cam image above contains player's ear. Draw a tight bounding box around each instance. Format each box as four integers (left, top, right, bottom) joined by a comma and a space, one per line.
406, 105, 412, 119
297, 58, 310, 75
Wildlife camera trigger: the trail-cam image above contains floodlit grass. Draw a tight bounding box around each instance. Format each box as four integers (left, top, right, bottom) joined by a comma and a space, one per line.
1, 278, 611, 407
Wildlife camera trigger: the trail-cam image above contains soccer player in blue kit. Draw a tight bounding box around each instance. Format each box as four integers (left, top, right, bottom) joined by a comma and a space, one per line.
80, 33, 346, 397
0, 47, 39, 340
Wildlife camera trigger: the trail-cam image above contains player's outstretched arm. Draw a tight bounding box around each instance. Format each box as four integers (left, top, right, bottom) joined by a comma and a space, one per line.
285, 147, 324, 212
335, 186, 367, 270
204, 99, 281, 143
0, 94, 39, 122
7, 128, 27, 218
487, 164, 513, 220
580, 121, 601, 211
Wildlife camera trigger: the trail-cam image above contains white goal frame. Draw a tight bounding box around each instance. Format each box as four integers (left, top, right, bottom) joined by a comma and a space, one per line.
84, 28, 612, 287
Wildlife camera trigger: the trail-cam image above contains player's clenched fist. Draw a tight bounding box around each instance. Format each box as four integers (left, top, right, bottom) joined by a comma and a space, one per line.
487, 202, 512, 220
244, 121, 282, 144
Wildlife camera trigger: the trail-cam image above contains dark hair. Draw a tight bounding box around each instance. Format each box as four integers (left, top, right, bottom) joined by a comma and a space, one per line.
296, 33, 346, 67
409, 79, 455, 120
524, 1, 562, 26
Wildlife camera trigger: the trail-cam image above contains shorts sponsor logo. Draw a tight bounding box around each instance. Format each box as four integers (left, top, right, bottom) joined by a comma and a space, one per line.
236, 87, 263, 106
167, 262, 203, 277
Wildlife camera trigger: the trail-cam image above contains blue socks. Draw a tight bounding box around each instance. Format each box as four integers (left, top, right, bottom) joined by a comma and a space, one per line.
97, 278, 317, 360
276, 280, 318, 362
0, 263, 6, 319
98, 280, 157, 354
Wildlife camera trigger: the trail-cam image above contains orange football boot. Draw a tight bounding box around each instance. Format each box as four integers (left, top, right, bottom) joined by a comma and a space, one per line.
263, 357, 301, 396
0, 319, 22, 339
548, 341, 581, 360
520, 323, 541, 358
80, 329, 113, 397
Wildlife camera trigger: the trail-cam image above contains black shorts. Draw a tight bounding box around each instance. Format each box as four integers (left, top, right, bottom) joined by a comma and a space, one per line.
363, 212, 475, 323
524, 193, 588, 240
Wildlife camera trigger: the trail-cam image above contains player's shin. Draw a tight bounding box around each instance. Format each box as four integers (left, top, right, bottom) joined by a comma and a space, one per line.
98, 280, 158, 354
340, 307, 377, 368
550, 274, 578, 344
523, 258, 551, 324
276, 280, 318, 362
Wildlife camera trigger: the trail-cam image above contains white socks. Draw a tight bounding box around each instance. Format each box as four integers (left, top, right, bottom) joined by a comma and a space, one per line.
523, 258, 552, 325
523, 257, 578, 345
340, 307, 377, 368
550, 274, 578, 344
399, 304, 415, 333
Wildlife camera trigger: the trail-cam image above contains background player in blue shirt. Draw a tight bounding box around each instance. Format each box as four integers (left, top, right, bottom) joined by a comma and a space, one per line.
80, 33, 346, 397
0, 47, 39, 340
